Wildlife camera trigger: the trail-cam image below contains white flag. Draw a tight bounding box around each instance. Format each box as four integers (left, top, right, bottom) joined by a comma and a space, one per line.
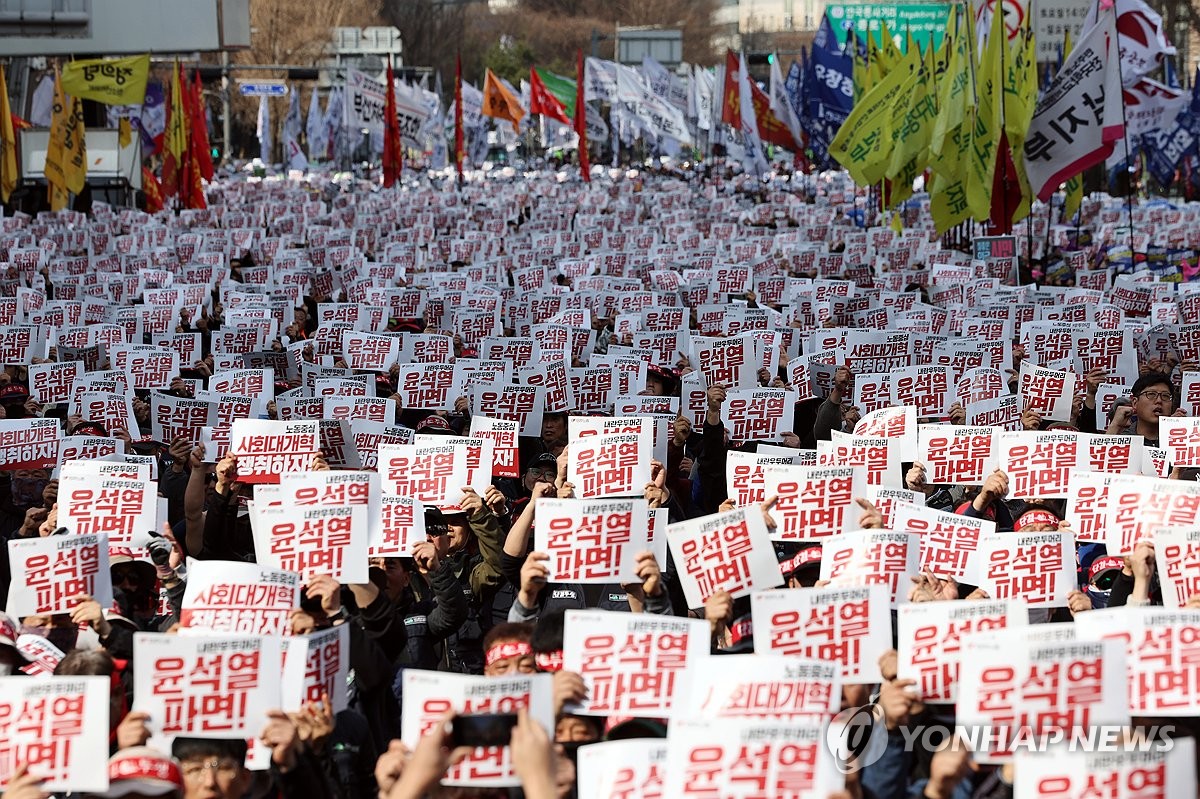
256, 94, 271, 165
1082, 0, 1175, 84
305, 88, 326, 162
1022, 9, 1122, 202
738, 52, 771, 177
282, 87, 308, 172
769, 55, 803, 151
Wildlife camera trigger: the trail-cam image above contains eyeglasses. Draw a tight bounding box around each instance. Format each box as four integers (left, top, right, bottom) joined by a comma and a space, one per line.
1138, 391, 1174, 402
182, 759, 240, 781
527, 467, 556, 479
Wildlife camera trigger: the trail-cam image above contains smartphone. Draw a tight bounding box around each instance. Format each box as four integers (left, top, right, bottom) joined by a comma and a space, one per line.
448, 713, 519, 748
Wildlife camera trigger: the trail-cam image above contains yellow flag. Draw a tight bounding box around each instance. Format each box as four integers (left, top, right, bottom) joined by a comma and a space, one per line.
965, 3, 1005, 221
879, 21, 904, 71
885, 58, 936, 207
930, 115, 976, 234
45, 71, 87, 210
929, 6, 970, 176
118, 117, 132, 149
866, 33, 884, 85
61, 54, 150, 106
0, 66, 17, 203
829, 53, 915, 186
852, 31, 869, 102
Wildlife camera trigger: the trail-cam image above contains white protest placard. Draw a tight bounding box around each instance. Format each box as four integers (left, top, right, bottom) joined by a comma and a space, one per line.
576, 739, 668, 799
341, 330, 400, 371
687, 654, 841, 718
819, 530, 919, 607
400, 670, 553, 788
27, 360, 81, 404
250, 504, 368, 584
58, 474, 157, 548
693, 335, 758, 388
6, 534, 112, 617
666, 505, 782, 608
228, 419, 319, 484
1073, 607, 1200, 717
534, 498, 648, 583
720, 388, 797, 442
726, 450, 797, 507
133, 632, 282, 738
412, 434, 494, 496
957, 632, 1128, 763
0, 417, 60, 470
180, 559, 300, 636
1159, 416, 1200, 467
760, 464, 864, 540
966, 393, 1021, 430
1104, 475, 1200, 555
820, 431, 901, 488
0, 676, 110, 793
863, 485, 923, 528
379, 442, 470, 509
280, 469, 381, 545
662, 718, 843, 798
1065, 470, 1115, 543
751, 584, 891, 684
469, 416, 520, 478
1019, 362, 1075, 423
916, 425, 998, 485
891, 364, 952, 418
108, 344, 179, 390
851, 372, 891, 414
394, 363, 461, 410
1081, 434, 1143, 475
562, 610, 709, 717
896, 599, 1027, 703
151, 392, 216, 445
1013, 740, 1196, 799
977, 530, 1076, 607
1155, 527, 1200, 608
853, 405, 917, 452
568, 431, 651, 499
469, 384, 547, 437
280, 624, 350, 714
55, 435, 123, 469
893, 503, 994, 583
997, 431, 1082, 499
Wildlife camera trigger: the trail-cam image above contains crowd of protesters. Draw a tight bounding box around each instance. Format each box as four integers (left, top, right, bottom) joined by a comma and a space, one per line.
0, 163, 1197, 799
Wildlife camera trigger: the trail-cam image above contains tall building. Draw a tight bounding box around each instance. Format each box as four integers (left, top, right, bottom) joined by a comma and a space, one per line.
739, 0, 823, 33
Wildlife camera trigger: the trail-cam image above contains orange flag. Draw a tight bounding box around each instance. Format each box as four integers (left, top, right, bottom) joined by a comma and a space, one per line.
142, 166, 164, 213
481, 69, 525, 133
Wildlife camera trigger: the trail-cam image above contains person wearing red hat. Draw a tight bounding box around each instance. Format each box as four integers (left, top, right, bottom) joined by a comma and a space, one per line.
85, 747, 184, 798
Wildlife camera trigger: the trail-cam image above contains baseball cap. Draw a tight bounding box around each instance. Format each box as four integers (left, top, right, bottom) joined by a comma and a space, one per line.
0, 384, 29, 404
527, 452, 559, 472
97, 747, 184, 797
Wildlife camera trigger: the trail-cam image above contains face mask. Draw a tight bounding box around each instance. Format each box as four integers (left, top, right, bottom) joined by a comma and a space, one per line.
10, 478, 47, 507
19, 625, 77, 654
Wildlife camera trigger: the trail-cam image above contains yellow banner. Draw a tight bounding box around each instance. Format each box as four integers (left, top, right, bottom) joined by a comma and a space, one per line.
45, 72, 87, 206
61, 54, 149, 106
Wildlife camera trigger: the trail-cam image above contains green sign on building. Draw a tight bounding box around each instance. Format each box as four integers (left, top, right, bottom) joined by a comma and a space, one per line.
825, 3, 952, 53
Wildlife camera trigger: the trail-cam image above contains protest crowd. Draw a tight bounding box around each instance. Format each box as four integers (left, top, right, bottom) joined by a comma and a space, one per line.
5, 0, 1200, 796
0, 157, 1197, 799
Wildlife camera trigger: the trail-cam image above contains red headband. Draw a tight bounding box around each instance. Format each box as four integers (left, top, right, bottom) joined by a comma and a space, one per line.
485, 641, 532, 667
1014, 509, 1060, 532
534, 650, 564, 672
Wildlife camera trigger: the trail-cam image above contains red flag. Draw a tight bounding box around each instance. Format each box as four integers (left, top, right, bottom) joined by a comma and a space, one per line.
748, 78, 797, 150
382, 57, 403, 188
721, 50, 740, 127
141, 166, 164, 213
455, 53, 464, 180
191, 71, 214, 181
575, 49, 590, 183
529, 67, 570, 124
989, 133, 1022, 234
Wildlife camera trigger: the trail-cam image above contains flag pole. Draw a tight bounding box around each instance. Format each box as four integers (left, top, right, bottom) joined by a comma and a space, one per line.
1110, 4, 1136, 248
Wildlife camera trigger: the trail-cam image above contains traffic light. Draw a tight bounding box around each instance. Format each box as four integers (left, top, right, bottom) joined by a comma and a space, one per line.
747, 53, 772, 66
767, 53, 775, 64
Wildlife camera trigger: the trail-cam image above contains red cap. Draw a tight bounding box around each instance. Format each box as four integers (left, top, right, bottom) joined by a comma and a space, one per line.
102, 747, 184, 797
